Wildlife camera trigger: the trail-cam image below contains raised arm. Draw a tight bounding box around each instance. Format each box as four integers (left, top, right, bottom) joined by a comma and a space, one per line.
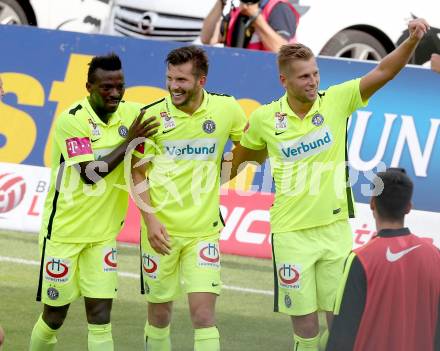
200, 0, 225, 45
359, 18, 430, 101
246, 2, 297, 52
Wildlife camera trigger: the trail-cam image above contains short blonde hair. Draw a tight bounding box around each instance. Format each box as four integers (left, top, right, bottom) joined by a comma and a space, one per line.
277, 43, 314, 74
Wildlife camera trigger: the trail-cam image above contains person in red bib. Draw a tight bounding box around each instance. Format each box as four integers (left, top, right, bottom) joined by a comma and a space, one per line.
201, 0, 299, 52
326, 168, 440, 351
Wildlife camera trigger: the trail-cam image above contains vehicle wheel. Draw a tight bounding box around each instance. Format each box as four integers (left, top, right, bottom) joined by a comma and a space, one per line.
0, 0, 28, 25
320, 29, 387, 61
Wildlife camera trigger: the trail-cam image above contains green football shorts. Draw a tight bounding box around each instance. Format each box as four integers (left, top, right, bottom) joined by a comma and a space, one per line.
140, 232, 222, 303
39, 237, 118, 306
272, 219, 352, 315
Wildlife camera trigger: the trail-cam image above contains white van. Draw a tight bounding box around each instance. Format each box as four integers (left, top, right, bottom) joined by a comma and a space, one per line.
0, 0, 112, 33
103, 0, 216, 42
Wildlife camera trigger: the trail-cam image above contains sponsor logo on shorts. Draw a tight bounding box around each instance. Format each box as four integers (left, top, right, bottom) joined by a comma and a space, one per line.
142, 254, 159, 279
44, 257, 70, 283
284, 294, 292, 308
103, 247, 118, 272
198, 242, 220, 268
277, 263, 301, 289
47, 287, 59, 300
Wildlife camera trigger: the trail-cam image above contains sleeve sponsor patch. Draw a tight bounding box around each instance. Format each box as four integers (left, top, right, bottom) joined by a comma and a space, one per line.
65, 137, 92, 158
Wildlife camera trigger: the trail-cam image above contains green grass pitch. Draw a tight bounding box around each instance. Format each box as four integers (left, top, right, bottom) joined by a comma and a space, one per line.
0, 230, 295, 350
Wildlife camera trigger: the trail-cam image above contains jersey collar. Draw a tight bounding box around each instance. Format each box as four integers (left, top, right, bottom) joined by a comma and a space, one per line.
83, 97, 122, 126
280, 92, 322, 120
165, 89, 208, 118
377, 227, 411, 237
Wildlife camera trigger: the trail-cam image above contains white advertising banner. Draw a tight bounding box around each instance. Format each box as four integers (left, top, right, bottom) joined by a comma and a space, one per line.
0, 162, 50, 233
0, 163, 438, 258
350, 203, 440, 249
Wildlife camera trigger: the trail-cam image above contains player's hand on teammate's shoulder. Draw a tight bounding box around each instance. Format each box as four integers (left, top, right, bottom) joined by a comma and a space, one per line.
128, 109, 160, 142
408, 18, 430, 41
145, 214, 172, 255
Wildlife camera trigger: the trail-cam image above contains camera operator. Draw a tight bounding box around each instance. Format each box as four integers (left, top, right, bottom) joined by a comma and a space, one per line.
201, 0, 299, 52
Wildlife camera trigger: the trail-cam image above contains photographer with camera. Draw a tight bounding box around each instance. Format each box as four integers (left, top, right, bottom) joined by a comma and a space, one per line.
201, 0, 299, 52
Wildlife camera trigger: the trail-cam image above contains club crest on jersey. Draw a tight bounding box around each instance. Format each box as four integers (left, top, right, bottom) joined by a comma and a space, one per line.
198, 242, 220, 268
275, 112, 287, 130
160, 112, 176, 130
312, 113, 324, 126
103, 247, 118, 272
47, 287, 59, 300
202, 119, 216, 134
142, 254, 159, 279
284, 294, 292, 308
277, 263, 301, 289
88, 118, 101, 137
118, 125, 129, 138
44, 257, 70, 283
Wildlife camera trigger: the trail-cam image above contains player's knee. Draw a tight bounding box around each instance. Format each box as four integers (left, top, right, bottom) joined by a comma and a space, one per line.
291, 315, 319, 338
191, 307, 215, 328
43, 306, 68, 330
149, 306, 172, 327
86, 308, 111, 325
85, 298, 112, 324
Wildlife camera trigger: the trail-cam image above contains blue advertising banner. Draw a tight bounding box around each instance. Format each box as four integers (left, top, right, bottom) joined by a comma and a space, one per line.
1, 24, 439, 216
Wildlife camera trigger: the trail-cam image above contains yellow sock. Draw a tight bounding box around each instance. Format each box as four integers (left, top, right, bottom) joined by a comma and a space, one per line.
144, 323, 171, 351
194, 326, 220, 351
29, 314, 57, 351
293, 333, 320, 351
88, 323, 113, 351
